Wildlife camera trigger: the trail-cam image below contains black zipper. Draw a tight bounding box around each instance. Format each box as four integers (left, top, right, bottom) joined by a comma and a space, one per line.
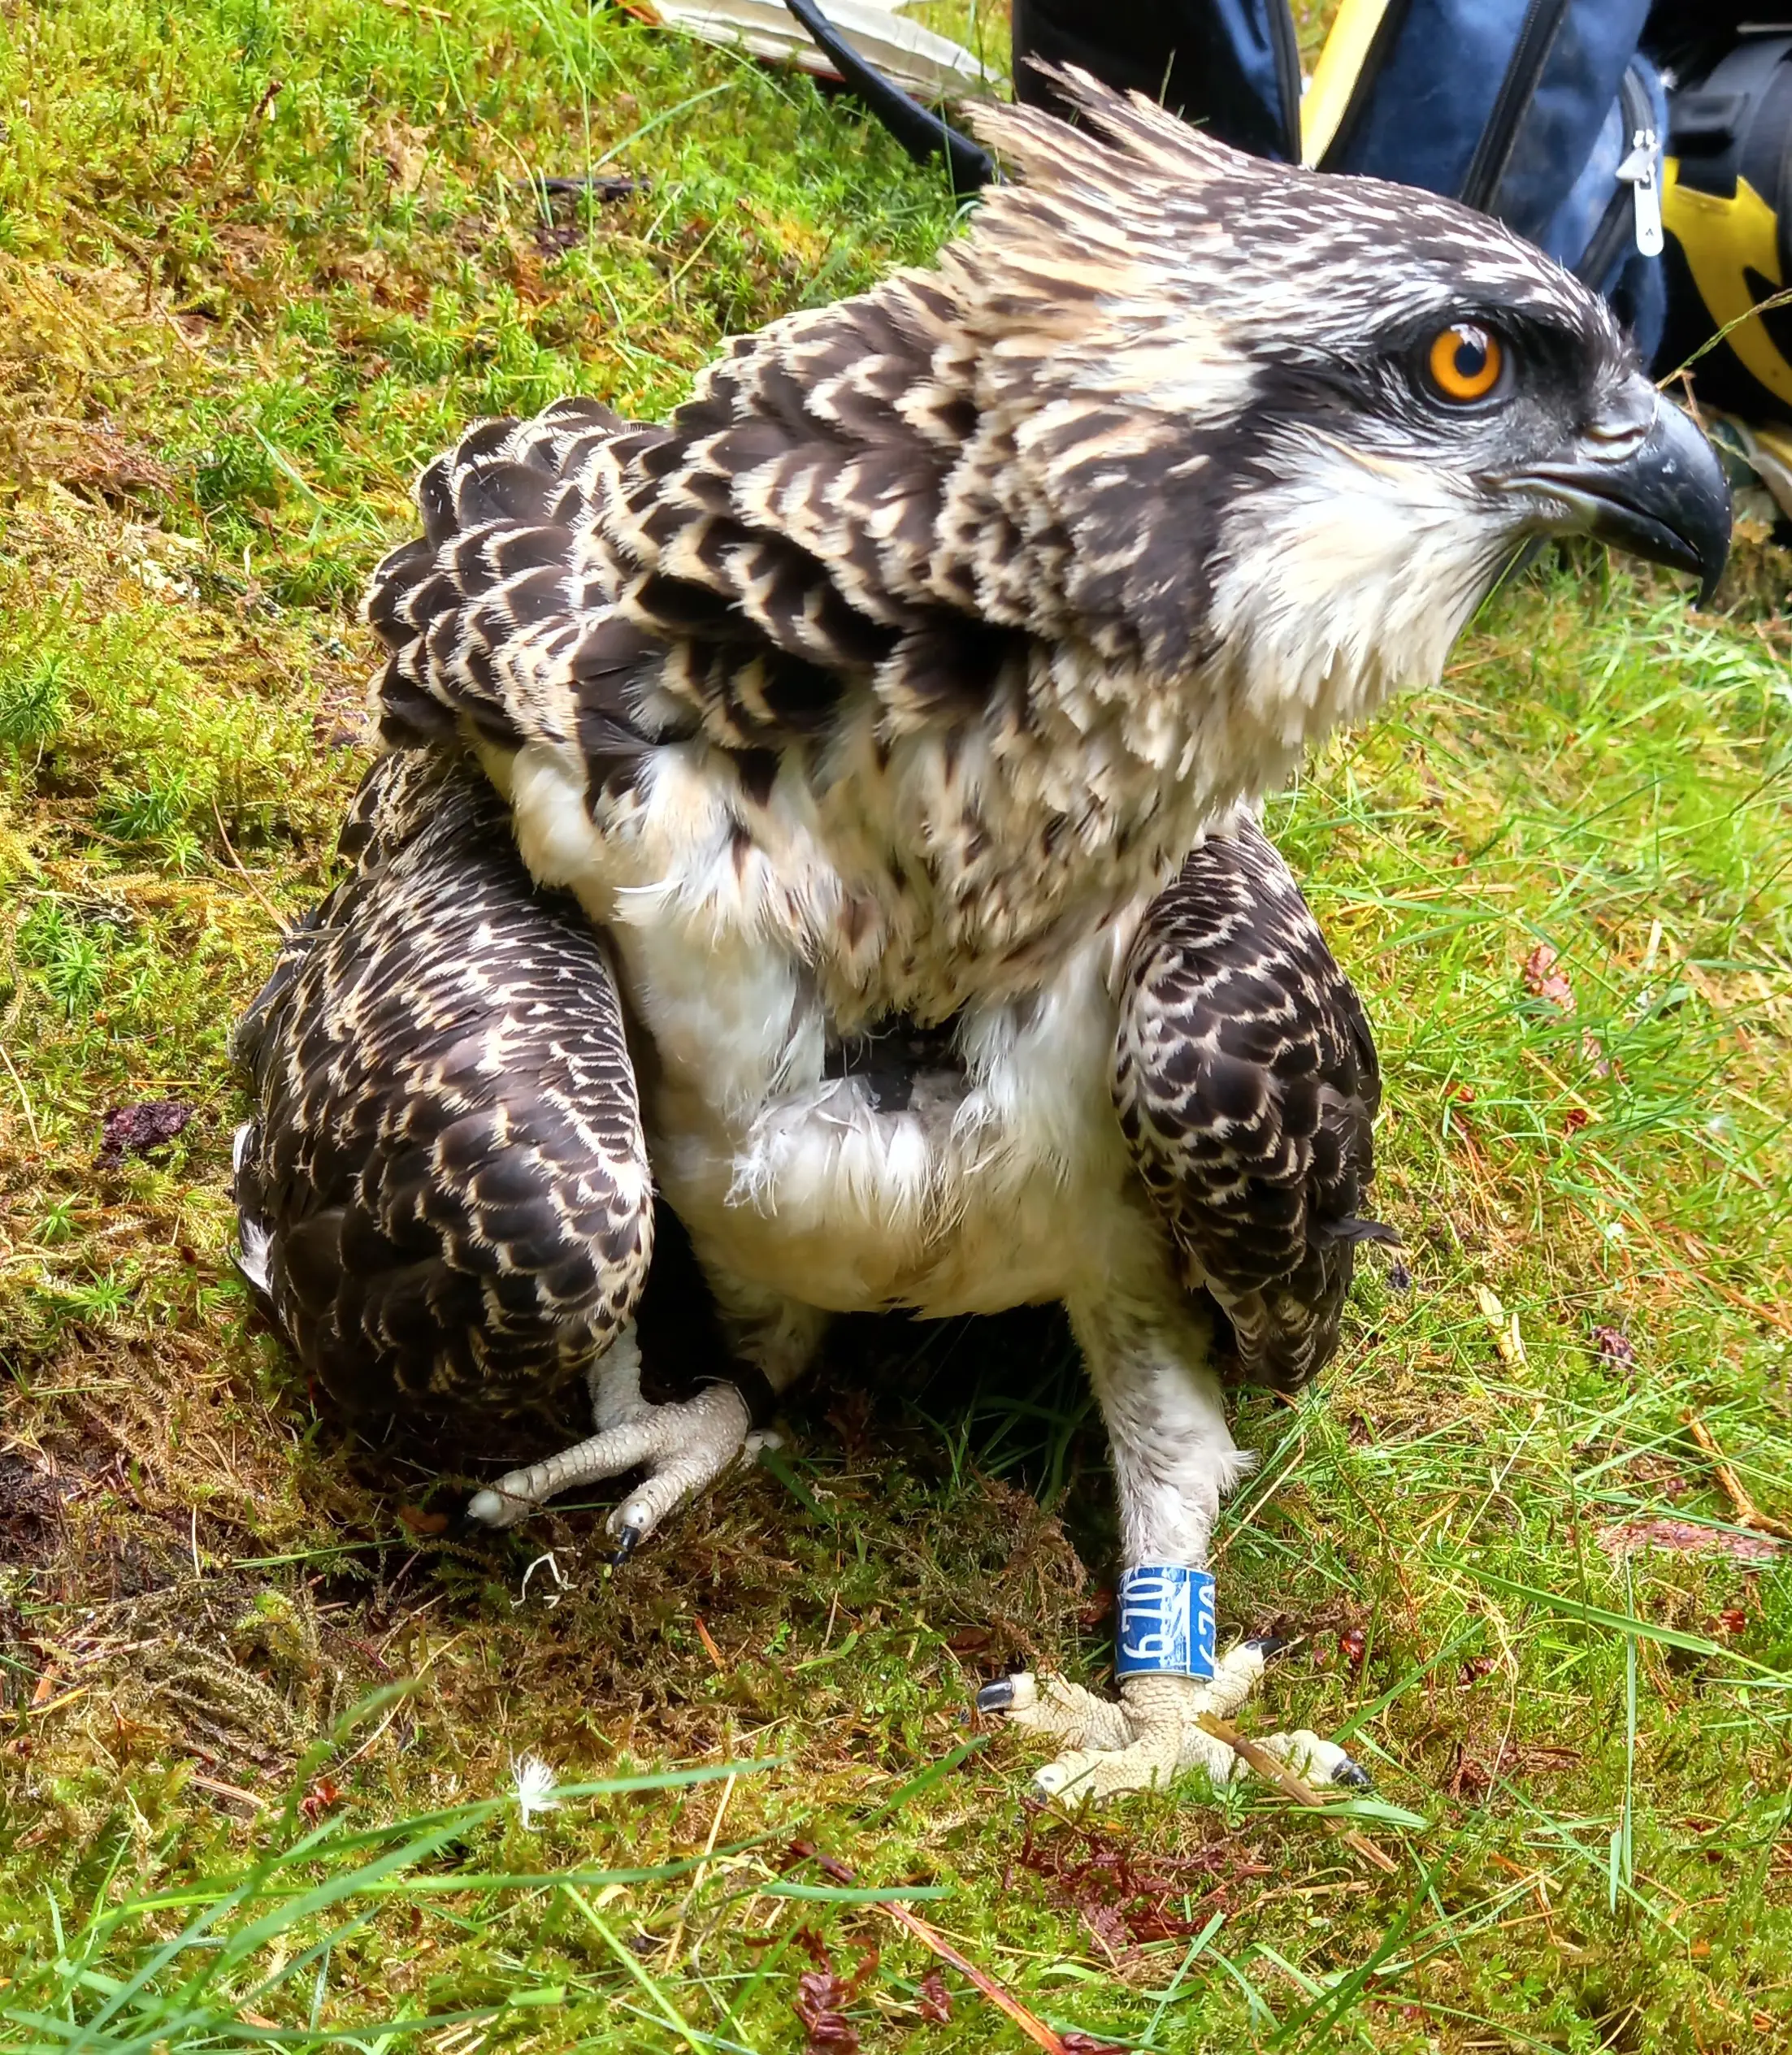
1266, 0, 1304, 163
1459, 0, 1571, 212
1317, 0, 1417, 171
1575, 59, 1654, 284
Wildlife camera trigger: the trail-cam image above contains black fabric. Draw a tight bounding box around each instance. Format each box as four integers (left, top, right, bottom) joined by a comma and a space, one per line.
1012, 0, 1300, 163
633, 1195, 780, 1426
1644, 2, 1756, 82
1655, 32, 1792, 426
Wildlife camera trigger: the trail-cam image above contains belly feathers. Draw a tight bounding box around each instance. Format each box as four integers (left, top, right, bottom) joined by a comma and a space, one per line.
643, 960, 1141, 1318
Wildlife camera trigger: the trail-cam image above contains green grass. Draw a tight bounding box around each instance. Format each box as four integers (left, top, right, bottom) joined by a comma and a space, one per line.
2, 2, 1791, 2049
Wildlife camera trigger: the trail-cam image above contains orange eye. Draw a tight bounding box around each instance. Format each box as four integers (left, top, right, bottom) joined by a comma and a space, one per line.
1425, 323, 1504, 402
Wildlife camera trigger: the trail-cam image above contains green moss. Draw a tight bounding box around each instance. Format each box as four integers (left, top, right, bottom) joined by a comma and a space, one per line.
1, 3, 1790, 2050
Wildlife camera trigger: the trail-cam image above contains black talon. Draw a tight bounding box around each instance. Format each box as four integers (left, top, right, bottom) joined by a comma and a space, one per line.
1332, 1757, 1373, 1789
976, 1678, 1017, 1714
1243, 1634, 1299, 1661
608, 1523, 644, 1568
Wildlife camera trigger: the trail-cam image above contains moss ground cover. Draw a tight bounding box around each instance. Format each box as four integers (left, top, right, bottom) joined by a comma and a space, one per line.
2, 4, 1790, 2047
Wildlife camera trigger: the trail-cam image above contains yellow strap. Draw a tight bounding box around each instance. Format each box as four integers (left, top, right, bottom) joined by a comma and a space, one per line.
1301, 0, 1392, 166
1750, 420, 1792, 471
1662, 160, 1792, 405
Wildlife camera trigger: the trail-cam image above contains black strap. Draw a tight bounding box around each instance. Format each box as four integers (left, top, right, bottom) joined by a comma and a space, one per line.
783, 0, 996, 191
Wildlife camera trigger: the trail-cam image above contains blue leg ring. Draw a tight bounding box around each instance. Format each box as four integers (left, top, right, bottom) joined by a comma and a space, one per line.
1115, 1564, 1217, 1680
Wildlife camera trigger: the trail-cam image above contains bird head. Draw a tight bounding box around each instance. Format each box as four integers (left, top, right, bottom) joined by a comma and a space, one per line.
950, 72, 1729, 748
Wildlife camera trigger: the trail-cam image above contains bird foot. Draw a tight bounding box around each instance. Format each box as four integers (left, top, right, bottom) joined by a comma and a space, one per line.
463, 1327, 777, 1551
977, 1640, 1368, 1805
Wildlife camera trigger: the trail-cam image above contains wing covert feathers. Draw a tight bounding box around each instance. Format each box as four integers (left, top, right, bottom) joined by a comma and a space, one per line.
232, 752, 653, 1418
361, 275, 1033, 796
1116, 817, 1391, 1393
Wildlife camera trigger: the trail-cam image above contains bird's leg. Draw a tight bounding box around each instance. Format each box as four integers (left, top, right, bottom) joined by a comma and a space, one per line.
464, 1324, 757, 1550
978, 1296, 1368, 1804
465, 1289, 828, 1558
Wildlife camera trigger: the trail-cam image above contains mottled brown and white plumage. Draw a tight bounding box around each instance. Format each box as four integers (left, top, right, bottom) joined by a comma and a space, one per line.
1115, 814, 1392, 1396
232, 752, 652, 1420
236, 71, 1727, 1801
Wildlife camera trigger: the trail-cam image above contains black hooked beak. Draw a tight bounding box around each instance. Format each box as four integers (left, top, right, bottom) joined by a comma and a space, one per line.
1513, 393, 1731, 606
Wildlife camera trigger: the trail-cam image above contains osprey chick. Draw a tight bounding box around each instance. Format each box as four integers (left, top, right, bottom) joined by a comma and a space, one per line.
236, 72, 1728, 1803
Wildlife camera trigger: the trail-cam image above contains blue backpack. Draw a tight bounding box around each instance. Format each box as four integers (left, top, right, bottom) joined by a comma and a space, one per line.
1260, 0, 1664, 351
791, 0, 1669, 357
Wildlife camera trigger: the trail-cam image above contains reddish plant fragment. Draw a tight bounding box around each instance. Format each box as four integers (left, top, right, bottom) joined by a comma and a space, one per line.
1581, 1028, 1613, 1077
98, 1100, 194, 1165
1716, 1607, 1749, 1637
788, 1841, 1117, 2055
300, 1776, 341, 1823
795, 1975, 860, 2055
1449, 1738, 1579, 1798
397, 1504, 449, 1536
1080, 1899, 1137, 1974
1590, 1325, 1636, 1374
1015, 1801, 1258, 1956
1338, 1628, 1367, 1669
917, 1970, 952, 2022
1522, 943, 1575, 1012
1598, 1517, 1778, 1564
790, 1931, 879, 2055
794, 1976, 859, 2055
1563, 1106, 1590, 1135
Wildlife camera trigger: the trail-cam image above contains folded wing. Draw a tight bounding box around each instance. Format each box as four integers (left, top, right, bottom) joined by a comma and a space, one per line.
1115, 817, 1391, 1392
360, 273, 1011, 812
232, 752, 653, 1418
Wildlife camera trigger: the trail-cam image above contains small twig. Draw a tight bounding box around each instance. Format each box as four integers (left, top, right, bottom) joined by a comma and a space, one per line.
30, 1684, 90, 1719
212, 76, 284, 184
0, 1042, 41, 1149
788, 1842, 1120, 2055
59, 193, 157, 263
188, 1771, 266, 1810
661, 1770, 737, 1968
692, 1613, 727, 1671
1666, 1238, 1792, 1340
522, 174, 647, 202
1681, 1411, 1792, 1542
1195, 1715, 1400, 1876
212, 799, 291, 934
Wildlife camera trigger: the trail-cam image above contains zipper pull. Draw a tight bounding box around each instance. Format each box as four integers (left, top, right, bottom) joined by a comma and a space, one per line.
1617, 128, 1664, 258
